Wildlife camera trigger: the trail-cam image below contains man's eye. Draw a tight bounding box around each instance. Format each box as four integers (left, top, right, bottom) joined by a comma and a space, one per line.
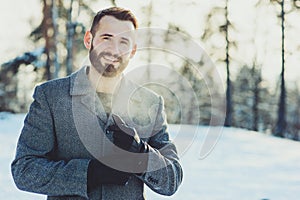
102, 37, 111, 40
120, 40, 129, 45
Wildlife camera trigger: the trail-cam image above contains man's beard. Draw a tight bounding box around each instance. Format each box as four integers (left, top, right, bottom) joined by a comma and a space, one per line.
89, 45, 128, 77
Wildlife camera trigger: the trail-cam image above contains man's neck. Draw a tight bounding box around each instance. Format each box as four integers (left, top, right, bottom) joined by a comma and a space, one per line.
87, 66, 122, 94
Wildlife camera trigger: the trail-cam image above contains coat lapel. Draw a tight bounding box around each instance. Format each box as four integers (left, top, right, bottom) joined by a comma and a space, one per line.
110, 77, 151, 135
111, 77, 141, 117
70, 66, 107, 124
69, 66, 145, 129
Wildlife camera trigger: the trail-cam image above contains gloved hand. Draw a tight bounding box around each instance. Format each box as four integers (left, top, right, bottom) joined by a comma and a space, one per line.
106, 114, 150, 174
87, 159, 130, 192
107, 114, 148, 153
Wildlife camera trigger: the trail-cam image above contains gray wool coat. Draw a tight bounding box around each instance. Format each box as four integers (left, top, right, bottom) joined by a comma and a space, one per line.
11, 66, 183, 200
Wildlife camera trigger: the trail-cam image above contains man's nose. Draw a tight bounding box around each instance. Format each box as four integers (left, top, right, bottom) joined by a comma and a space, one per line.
109, 40, 120, 55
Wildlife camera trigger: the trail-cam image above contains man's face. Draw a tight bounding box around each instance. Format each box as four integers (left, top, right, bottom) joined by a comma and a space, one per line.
89, 15, 136, 77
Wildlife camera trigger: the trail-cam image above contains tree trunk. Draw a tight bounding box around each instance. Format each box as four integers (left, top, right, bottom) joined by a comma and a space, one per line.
224, 0, 232, 127
52, 0, 60, 78
275, 0, 286, 137
252, 66, 260, 131
42, 0, 59, 80
43, 0, 52, 80
66, 0, 74, 75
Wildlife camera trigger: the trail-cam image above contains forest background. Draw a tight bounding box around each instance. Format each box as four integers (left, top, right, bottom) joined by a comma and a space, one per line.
1, 0, 300, 141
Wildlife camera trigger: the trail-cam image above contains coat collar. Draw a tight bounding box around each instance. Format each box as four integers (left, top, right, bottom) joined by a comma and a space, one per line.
69, 66, 141, 101
69, 66, 143, 125
70, 66, 93, 96
69, 66, 107, 123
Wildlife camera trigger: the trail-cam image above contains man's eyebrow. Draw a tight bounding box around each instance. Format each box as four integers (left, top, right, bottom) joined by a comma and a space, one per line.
99, 33, 131, 42
121, 37, 130, 42
99, 33, 113, 37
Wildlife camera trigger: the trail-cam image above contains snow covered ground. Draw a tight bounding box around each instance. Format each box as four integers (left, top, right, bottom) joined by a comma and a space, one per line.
1, 113, 300, 200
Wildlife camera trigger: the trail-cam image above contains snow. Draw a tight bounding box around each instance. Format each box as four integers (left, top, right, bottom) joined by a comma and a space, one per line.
1, 113, 300, 199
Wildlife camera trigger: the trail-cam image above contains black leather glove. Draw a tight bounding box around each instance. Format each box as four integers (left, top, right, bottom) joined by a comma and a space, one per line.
87, 159, 130, 192
107, 114, 149, 174
107, 114, 148, 153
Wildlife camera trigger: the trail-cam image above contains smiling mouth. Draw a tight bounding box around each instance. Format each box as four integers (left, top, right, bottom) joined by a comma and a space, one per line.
103, 55, 120, 63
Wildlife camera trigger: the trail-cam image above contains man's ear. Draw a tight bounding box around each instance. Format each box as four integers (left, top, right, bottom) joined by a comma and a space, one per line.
130, 44, 137, 58
84, 31, 93, 49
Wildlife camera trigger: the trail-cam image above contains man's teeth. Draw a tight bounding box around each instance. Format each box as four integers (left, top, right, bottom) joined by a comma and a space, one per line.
103, 56, 118, 62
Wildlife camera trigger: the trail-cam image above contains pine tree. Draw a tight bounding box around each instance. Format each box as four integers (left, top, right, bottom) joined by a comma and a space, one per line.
201, 0, 235, 127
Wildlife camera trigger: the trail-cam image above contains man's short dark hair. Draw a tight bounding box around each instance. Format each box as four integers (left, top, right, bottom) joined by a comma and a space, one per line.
90, 7, 138, 36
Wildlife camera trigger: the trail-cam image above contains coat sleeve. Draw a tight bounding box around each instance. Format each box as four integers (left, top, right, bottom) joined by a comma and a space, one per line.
138, 96, 183, 196
11, 85, 90, 198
